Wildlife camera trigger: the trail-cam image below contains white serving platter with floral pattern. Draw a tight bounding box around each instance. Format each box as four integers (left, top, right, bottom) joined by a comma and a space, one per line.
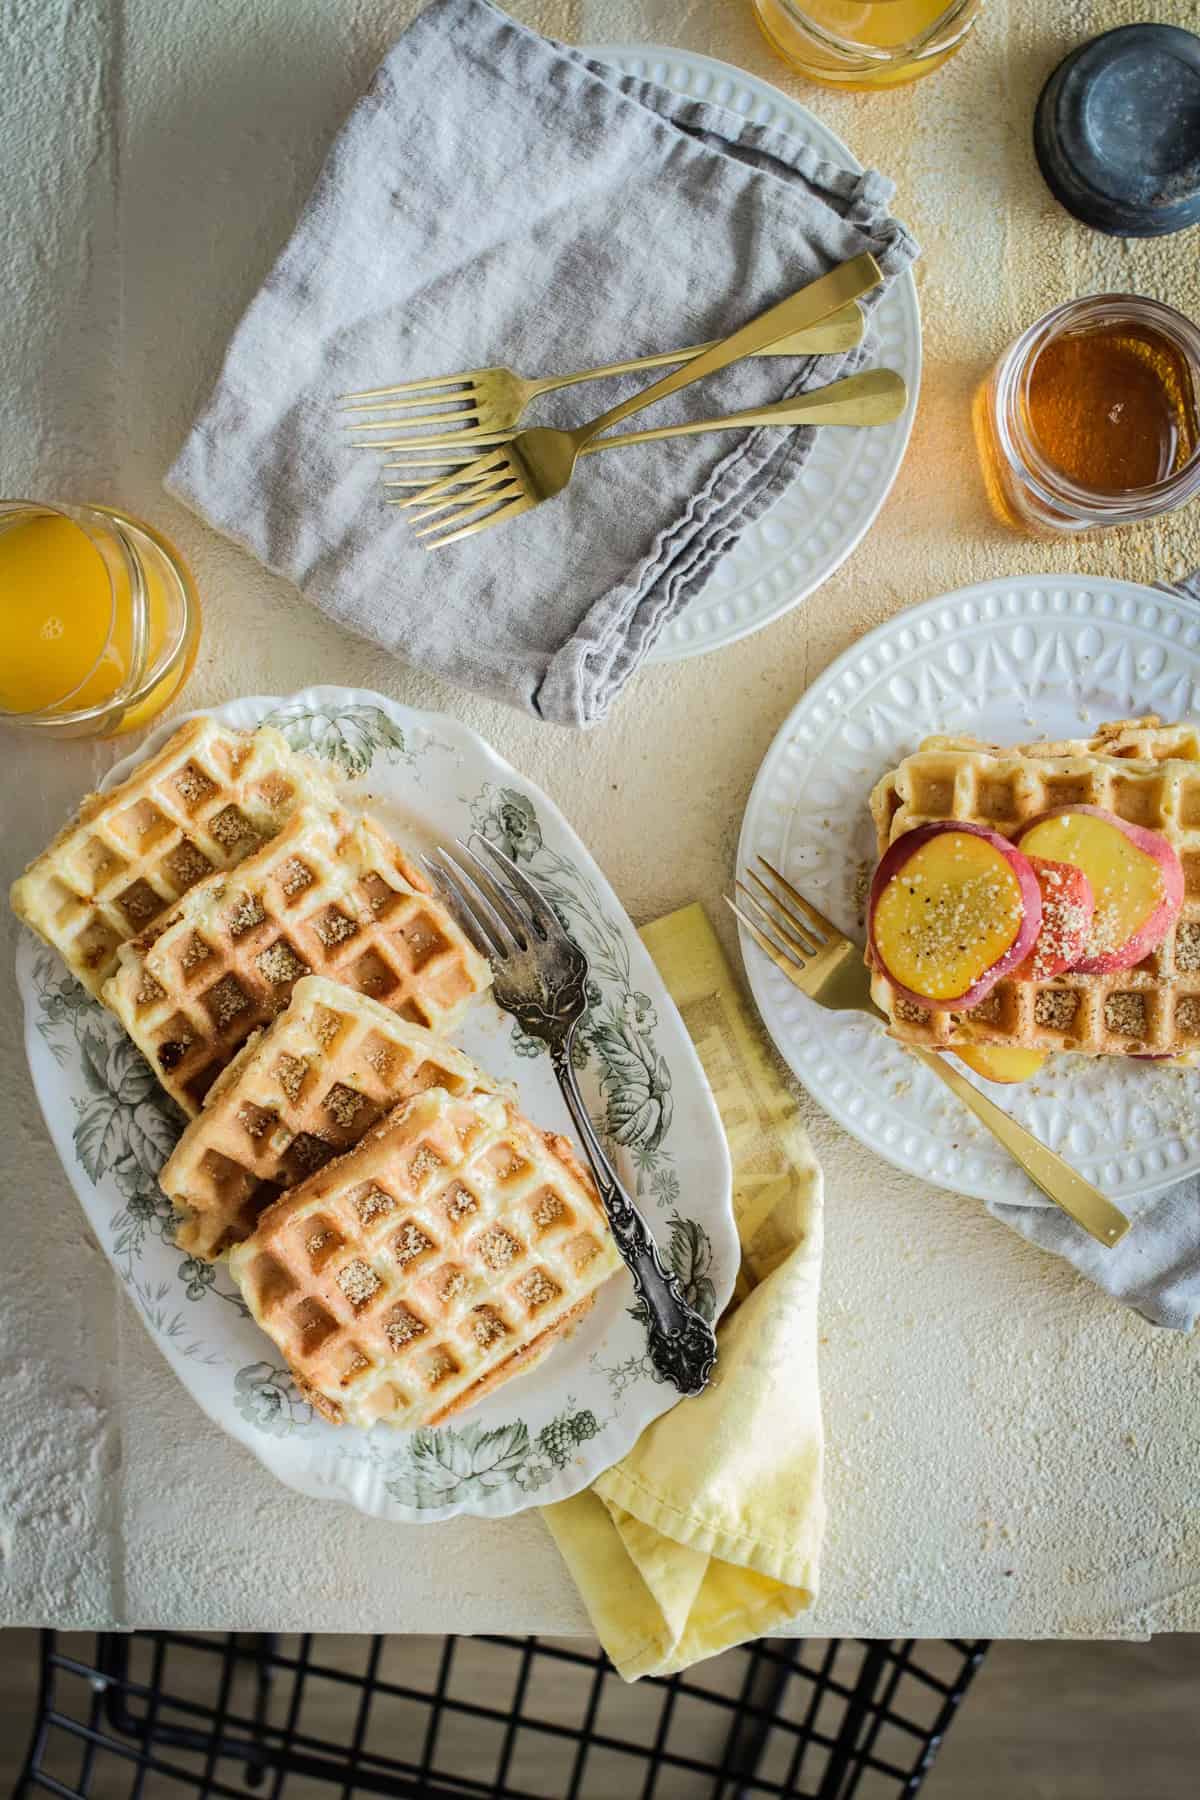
737, 576, 1200, 1210
15, 688, 737, 1522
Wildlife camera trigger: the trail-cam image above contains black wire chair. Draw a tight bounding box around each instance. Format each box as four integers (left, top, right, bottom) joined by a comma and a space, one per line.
14, 1631, 988, 1799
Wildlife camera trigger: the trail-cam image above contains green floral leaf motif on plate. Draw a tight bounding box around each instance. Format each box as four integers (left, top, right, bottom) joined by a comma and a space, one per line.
601, 1042, 673, 1152
104, 1035, 160, 1110
127, 1096, 183, 1173
78, 1020, 112, 1099
233, 1362, 318, 1436
667, 1213, 717, 1324
469, 787, 543, 864
385, 1421, 531, 1508
262, 703, 407, 777
75, 1098, 124, 1185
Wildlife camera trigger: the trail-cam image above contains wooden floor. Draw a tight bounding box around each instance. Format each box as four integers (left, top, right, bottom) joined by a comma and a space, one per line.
1, 1629, 1196, 1796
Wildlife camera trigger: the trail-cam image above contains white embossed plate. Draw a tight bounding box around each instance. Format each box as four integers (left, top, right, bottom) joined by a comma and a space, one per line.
737, 577, 1200, 1208
15, 689, 736, 1521
582, 43, 922, 664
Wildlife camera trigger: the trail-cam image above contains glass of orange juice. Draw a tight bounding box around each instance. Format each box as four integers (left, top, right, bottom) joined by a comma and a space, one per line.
752, 0, 984, 89
0, 500, 200, 738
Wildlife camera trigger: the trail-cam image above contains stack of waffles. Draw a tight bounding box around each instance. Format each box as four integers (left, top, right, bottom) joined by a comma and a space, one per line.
10, 718, 342, 995
228, 1087, 622, 1427
868, 717, 1200, 1057
12, 718, 621, 1428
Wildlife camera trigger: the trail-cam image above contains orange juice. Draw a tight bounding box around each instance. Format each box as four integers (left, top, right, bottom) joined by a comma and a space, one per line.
0, 511, 117, 712
753, 0, 981, 88
0, 501, 200, 736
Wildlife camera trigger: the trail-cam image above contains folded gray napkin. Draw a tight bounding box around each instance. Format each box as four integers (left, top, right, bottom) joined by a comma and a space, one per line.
990, 566, 1200, 1331
167, 0, 917, 726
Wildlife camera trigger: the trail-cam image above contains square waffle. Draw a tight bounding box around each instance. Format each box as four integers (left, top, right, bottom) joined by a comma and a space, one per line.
161, 975, 504, 1260
919, 717, 1200, 764
228, 1087, 623, 1429
10, 718, 340, 995
867, 718, 1200, 1057
104, 807, 491, 1114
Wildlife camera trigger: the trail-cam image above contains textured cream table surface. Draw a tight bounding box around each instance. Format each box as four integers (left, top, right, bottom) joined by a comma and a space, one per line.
2, 0, 1199, 1635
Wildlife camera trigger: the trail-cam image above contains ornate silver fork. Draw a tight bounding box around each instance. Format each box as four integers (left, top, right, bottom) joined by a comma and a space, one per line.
425, 836, 718, 1398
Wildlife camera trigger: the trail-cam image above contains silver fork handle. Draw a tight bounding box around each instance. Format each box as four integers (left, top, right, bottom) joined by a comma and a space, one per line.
550, 1040, 717, 1397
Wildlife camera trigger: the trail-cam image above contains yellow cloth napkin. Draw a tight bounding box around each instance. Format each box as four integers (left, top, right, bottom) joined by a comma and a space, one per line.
541, 903, 825, 1680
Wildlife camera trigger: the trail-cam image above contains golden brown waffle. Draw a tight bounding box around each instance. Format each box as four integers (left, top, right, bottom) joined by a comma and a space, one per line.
867, 721, 1200, 1057
918, 716, 1200, 764
228, 1087, 623, 1429
104, 808, 491, 1115
10, 718, 340, 996
161, 976, 503, 1260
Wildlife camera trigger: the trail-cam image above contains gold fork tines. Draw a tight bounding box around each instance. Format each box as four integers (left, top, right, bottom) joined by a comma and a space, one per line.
380, 369, 909, 495
727, 858, 1132, 1248
732, 859, 876, 1016
338, 304, 868, 449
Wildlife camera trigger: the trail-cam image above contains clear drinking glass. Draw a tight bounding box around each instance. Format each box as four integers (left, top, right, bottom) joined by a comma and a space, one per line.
0, 499, 201, 738
752, 0, 984, 90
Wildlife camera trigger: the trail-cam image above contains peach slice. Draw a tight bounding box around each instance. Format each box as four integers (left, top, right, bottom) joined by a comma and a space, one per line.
868, 821, 1042, 1010
1015, 806, 1183, 974
1021, 855, 1095, 981
953, 1045, 1049, 1083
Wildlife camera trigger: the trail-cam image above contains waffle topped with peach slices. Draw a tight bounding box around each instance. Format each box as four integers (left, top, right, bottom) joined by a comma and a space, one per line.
865, 718, 1200, 1082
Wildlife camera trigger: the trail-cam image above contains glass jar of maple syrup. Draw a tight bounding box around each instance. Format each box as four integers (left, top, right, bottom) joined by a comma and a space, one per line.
978, 296, 1200, 536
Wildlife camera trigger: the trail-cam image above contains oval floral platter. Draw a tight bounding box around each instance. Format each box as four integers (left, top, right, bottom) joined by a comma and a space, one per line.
15, 689, 737, 1523
738, 576, 1200, 1210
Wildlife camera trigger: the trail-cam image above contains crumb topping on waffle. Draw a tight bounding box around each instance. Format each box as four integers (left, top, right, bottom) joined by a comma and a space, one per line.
104, 809, 491, 1115
160, 975, 501, 1260
1027, 864, 1091, 981
867, 720, 1200, 1057
227, 1088, 622, 1430
10, 719, 341, 995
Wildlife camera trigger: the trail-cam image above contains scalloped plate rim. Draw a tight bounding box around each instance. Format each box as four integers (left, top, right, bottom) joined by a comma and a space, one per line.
735, 574, 1200, 1209
580, 40, 922, 665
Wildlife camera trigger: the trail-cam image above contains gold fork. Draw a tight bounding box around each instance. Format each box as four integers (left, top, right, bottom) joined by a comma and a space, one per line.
399, 252, 884, 548
340, 303, 865, 449
726, 857, 1131, 1249
378, 368, 907, 490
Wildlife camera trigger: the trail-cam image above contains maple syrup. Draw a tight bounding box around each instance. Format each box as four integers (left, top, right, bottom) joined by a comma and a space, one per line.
976, 296, 1200, 535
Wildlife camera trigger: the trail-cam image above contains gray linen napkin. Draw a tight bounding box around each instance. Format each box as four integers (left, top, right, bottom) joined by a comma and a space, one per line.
989, 570, 1200, 1330
167, 0, 918, 727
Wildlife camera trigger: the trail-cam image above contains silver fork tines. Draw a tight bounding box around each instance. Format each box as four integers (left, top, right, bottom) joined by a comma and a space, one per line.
426, 835, 718, 1396
425, 849, 520, 960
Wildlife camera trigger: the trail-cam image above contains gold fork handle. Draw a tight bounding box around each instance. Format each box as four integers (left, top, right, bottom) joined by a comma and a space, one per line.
578, 253, 884, 445
380, 369, 906, 473
580, 368, 906, 453
527, 303, 865, 396
910, 1046, 1131, 1248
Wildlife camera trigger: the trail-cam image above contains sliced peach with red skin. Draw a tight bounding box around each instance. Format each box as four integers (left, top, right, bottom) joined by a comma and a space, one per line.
868, 821, 1042, 1011
953, 1045, 1049, 1083
1015, 806, 1183, 974
1019, 855, 1095, 981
